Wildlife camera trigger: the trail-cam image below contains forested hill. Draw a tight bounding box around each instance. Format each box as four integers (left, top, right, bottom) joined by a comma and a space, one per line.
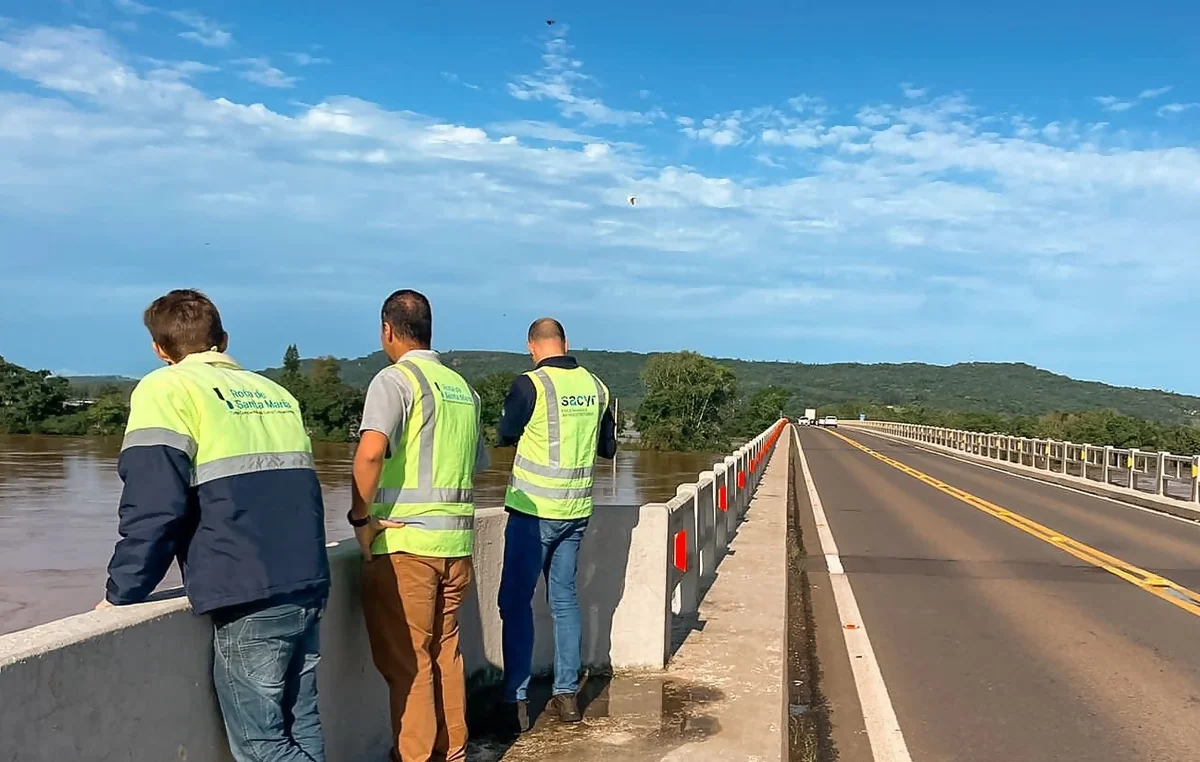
252, 350, 1200, 428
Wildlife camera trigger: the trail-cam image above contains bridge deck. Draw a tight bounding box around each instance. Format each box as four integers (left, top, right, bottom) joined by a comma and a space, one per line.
796, 426, 1200, 762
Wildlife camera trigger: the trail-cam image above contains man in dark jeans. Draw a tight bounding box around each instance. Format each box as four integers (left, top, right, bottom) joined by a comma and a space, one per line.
496, 318, 617, 732
98, 290, 331, 762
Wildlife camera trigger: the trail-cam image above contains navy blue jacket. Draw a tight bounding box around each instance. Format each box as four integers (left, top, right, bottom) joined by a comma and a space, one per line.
106, 445, 330, 616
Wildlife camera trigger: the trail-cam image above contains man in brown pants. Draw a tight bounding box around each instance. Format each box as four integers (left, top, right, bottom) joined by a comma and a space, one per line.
348, 290, 488, 761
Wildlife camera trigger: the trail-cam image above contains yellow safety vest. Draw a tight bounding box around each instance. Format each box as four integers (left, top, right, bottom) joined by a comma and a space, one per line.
123, 351, 314, 485
370, 357, 480, 557
505, 366, 608, 520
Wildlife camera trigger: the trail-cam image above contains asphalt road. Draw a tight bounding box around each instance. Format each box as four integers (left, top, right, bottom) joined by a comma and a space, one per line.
795, 426, 1200, 762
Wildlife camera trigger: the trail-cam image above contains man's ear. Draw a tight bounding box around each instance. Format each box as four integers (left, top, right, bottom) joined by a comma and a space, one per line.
151, 341, 174, 365
216, 332, 230, 353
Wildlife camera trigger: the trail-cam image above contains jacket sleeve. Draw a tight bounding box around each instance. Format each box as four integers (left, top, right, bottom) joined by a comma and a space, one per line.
496, 375, 535, 447
597, 408, 618, 459
105, 378, 199, 606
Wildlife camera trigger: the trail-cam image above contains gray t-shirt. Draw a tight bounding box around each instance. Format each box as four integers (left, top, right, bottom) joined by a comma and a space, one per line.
359, 350, 489, 473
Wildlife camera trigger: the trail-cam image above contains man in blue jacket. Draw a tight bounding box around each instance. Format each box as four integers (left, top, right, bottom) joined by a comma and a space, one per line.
99, 289, 331, 762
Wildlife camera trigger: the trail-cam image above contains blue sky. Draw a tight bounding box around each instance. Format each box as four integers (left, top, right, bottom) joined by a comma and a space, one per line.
2, 2, 1199, 393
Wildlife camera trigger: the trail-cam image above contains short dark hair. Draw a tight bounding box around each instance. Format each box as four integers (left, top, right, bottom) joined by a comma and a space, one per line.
382, 289, 432, 348
528, 317, 566, 343
143, 289, 225, 362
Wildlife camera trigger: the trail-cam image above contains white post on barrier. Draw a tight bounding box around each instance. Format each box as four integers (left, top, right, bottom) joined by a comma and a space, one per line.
1103, 446, 1112, 485
1156, 452, 1167, 496
719, 457, 736, 549
1129, 448, 1140, 490
696, 473, 717, 585
1060, 443, 1071, 474
670, 487, 700, 617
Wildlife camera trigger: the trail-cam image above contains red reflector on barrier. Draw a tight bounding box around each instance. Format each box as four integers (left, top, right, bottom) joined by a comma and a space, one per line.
718, 485, 728, 511
737, 470, 746, 488
673, 530, 688, 572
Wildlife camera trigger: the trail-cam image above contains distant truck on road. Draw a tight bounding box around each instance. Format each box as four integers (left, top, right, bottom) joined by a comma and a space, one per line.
804, 408, 817, 424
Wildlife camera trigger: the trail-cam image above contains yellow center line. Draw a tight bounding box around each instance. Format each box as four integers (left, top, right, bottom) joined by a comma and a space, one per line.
822, 428, 1200, 618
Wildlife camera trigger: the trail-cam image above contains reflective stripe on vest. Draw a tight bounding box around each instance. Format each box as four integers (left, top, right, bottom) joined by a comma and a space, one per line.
508, 476, 594, 500
512, 454, 594, 480
374, 487, 475, 504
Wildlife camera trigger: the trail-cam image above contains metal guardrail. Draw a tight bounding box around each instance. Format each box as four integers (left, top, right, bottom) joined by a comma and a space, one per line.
666, 418, 790, 615
846, 420, 1200, 505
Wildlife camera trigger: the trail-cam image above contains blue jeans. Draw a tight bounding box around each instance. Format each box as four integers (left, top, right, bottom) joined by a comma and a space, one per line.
212, 598, 326, 762
498, 511, 589, 702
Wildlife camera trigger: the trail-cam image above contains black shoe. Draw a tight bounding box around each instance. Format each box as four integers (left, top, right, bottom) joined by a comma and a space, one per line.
552, 693, 582, 723
503, 700, 532, 735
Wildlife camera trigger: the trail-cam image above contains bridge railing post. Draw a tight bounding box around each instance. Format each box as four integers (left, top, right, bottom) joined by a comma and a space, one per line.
695, 474, 717, 586
1059, 442, 1070, 474
1156, 452, 1167, 496
668, 488, 699, 616
1102, 446, 1113, 485
1128, 448, 1140, 490
721, 455, 737, 544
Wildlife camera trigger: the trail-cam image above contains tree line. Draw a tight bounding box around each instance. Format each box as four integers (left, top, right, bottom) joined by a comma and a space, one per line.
6, 350, 1200, 456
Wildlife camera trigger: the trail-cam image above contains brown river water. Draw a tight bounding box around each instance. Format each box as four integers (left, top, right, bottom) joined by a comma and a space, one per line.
0, 435, 717, 636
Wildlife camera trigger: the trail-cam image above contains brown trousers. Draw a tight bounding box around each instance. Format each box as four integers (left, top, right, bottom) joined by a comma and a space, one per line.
363, 553, 473, 762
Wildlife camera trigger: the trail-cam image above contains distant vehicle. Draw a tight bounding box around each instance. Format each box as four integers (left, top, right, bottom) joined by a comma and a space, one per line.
819, 416, 839, 428
804, 408, 817, 424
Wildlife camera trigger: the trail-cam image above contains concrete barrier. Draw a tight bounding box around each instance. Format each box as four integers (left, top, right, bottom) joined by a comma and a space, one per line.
0, 420, 789, 762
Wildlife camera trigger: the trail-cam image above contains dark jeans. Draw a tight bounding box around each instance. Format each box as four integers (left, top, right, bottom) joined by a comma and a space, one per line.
498, 511, 589, 702
212, 597, 326, 762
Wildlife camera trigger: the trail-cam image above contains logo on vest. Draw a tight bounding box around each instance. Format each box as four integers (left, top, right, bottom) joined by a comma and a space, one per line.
214, 387, 294, 413
561, 395, 597, 407
436, 381, 475, 406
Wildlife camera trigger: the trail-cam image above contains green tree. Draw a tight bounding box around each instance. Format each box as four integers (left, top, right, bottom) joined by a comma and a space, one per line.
293, 356, 364, 442
473, 371, 517, 445
728, 385, 792, 439
635, 351, 737, 451
0, 356, 70, 433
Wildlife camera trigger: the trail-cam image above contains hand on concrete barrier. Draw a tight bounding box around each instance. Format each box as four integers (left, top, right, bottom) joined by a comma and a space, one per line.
354, 516, 407, 562
94, 599, 114, 611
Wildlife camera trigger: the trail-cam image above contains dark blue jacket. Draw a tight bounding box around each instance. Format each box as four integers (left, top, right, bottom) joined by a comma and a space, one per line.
106, 445, 330, 616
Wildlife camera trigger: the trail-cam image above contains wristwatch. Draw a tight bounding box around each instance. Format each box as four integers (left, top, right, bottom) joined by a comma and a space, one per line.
347, 510, 371, 528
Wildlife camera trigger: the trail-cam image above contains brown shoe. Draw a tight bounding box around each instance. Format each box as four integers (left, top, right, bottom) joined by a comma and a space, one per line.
552, 693, 582, 723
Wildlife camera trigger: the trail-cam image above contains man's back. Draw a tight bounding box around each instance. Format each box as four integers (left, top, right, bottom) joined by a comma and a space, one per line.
111, 351, 330, 614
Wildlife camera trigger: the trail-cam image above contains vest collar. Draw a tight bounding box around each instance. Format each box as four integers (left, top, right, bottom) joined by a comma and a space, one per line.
535, 355, 579, 370
397, 349, 442, 365
178, 350, 242, 368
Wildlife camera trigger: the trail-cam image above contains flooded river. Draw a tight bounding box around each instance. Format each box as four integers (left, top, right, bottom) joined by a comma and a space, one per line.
0, 435, 718, 635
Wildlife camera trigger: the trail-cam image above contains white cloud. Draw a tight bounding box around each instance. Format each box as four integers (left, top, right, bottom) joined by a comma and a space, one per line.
113, 0, 153, 14
234, 58, 298, 89
1096, 86, 1175, 113
3, 20, 1200, 383
288, 52, 332, 66
441, 71, 479, 90
1095, 95, 1133, 112
1138, 86, 1173, 100
507, 31, 654, 126
1158, 102, 1199, 117
489, 120, 598, 143
169, 10, 232, 48
901, 83, 928, 99
680, 113, 745, 147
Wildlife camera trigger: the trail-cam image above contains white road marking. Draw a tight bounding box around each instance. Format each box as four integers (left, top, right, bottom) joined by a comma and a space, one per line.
794, 427, 913, 762
851, 428, 1200, 529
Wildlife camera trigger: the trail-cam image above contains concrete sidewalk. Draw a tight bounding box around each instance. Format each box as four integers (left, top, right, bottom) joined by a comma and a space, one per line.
467, 436, 790, 762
